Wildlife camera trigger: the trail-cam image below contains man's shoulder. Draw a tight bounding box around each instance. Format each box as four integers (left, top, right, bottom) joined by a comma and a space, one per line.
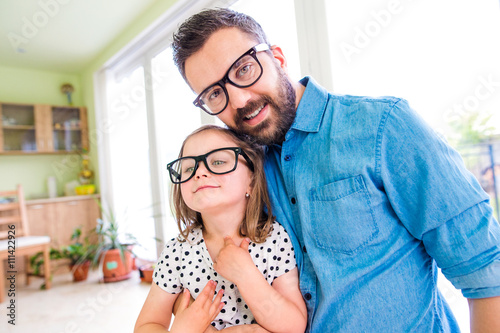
329, 93, 404, 109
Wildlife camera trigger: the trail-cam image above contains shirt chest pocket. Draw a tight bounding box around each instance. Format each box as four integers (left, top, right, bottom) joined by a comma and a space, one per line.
309, 175, 378, 255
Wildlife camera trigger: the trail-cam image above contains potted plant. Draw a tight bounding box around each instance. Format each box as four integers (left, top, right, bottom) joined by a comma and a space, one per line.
61, 227, 97, 281
30, 226, 96, 283
90, 202, 139, 283
138, 262, 155, 283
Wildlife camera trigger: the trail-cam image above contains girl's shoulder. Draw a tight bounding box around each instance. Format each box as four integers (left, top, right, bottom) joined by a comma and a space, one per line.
269, 220, 291, 238
257, 221, 293, 249
164, 227, 204, 249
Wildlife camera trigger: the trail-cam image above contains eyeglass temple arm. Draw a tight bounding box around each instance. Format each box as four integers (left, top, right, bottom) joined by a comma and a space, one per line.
254, 43, 270, 52
240, 150, 255, 172
168, 166, 182, 182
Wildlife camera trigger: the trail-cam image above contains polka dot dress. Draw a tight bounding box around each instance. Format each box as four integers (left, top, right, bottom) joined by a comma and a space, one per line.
153, 221, 296, 329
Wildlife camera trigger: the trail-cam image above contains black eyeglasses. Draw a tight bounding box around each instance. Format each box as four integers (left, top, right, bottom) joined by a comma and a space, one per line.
193, 43, 270, 116
167, 147, 254, 184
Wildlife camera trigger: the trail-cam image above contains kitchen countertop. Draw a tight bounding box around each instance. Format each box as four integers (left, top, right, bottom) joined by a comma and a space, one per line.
26, 194, 100, 205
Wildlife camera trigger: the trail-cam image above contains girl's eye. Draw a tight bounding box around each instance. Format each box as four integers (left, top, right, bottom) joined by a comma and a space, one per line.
212, 160, 226, 167
183, 163, 195, 173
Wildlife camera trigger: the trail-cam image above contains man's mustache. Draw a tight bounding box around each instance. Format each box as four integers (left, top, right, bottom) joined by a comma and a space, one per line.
235, 95, 274, 121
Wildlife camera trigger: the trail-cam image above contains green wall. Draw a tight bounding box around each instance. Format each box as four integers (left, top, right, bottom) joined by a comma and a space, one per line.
0, 0, 178, 199
79, 0, 178, 199
0, 66, 85, 199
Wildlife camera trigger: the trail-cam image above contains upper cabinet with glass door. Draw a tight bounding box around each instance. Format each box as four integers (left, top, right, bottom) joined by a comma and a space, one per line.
0, 102, 88, 154
50, 106, 88, 153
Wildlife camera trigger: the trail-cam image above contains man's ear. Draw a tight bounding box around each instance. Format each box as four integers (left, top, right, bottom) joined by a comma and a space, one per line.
270, 45, 288, 72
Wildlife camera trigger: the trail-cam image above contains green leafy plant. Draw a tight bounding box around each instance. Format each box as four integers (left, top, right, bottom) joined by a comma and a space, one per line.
447, 110, 497, 146
89, 201, 140, 267
30, 226, 96, 287
30, 249, 63, 277
61, 227, 97, 266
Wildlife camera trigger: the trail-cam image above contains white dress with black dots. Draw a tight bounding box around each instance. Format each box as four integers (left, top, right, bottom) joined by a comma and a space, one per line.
153, 221, 296, 330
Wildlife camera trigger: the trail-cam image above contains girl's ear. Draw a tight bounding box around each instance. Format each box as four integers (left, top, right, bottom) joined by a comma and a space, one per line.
246, 183, 253, 198
270, 45, 288, 72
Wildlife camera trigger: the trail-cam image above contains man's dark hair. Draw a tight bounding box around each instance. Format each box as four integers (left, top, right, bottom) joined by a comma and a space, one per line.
172, 8, 270, 82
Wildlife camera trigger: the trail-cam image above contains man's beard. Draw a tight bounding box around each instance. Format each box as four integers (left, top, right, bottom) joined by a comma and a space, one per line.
232, 69, 296, 145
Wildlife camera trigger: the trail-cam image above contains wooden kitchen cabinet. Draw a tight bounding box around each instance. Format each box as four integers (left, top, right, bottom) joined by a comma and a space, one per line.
26, 195, 100, 248
0, 102, 88, 154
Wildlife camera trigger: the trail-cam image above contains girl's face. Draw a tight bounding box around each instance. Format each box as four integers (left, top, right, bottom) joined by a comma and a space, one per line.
180, 130, 253, 216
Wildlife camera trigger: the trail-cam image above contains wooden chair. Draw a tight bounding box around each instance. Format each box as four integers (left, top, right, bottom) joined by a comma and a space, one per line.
0, 184, 51, 303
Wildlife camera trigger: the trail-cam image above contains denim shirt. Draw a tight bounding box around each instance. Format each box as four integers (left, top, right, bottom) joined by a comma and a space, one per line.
264, 77, 500, 332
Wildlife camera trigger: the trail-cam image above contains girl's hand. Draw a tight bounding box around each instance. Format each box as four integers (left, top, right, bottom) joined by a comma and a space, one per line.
213, 237, 256, 284
169, 280, 224, 333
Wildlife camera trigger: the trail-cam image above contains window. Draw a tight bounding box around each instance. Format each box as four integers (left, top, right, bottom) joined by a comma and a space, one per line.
95, 0, 302, 260
326, 0, 500, 134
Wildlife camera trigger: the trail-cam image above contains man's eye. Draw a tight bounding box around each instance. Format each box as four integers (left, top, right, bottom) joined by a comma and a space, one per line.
236, 64, 252, 78
208, 88, 222, 101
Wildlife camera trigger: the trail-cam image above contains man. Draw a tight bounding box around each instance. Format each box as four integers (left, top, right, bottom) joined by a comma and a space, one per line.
172, 8, 500, 332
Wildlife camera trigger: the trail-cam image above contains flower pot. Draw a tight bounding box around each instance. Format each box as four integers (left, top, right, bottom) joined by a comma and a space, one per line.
71, 261, 90, 282
138, 265, 154, 283
101, 248, 134, 283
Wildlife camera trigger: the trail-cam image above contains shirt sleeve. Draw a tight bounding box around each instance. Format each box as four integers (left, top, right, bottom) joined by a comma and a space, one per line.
378, 98, 500, 298
153, 238, 183, 294
270, 222, 297, 281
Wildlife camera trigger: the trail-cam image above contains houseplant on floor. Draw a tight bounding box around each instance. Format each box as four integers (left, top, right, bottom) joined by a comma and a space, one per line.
91, 202, 139, 283
30, 226, 97, 283
62, 227, 97, 281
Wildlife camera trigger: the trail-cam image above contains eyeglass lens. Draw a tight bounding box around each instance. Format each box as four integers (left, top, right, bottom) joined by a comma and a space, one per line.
199, 54, 262, 114
169, 149, 238, 183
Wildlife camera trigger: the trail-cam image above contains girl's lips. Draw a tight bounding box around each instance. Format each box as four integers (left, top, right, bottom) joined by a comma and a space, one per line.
195, 185, 218, 193
244, 104, 268, 126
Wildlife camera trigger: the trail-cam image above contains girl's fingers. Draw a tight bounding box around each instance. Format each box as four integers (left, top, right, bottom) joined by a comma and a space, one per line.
196, 280, 217, 305
240, 237, 250, 251
209, 289, 225, 321
178, 288, 191, 311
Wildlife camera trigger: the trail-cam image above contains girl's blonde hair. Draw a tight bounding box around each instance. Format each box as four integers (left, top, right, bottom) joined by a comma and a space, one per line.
170, 125, 274, 243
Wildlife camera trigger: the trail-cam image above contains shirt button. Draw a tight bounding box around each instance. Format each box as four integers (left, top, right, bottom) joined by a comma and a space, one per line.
304, 293, 312, 301
284, 155, 292, 161
291, 197, 296, 204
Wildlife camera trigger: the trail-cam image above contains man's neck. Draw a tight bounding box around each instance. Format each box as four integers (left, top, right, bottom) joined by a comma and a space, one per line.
293, 80, 306, 110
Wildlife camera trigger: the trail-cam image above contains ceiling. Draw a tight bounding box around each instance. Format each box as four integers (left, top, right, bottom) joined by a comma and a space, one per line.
0, 0, 160, 74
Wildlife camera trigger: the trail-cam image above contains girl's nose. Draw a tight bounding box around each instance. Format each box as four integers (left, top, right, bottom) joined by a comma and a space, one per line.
194, 161, 210, 179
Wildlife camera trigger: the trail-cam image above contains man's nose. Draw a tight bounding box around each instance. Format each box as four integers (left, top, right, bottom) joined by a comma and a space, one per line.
226, 84, 252, 110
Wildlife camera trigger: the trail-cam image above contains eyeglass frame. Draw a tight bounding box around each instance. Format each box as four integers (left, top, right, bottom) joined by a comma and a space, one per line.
166, 147, 255, 184
192, 43, 271, 116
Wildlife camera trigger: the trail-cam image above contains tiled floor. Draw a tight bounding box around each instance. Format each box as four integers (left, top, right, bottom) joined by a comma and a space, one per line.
0, 269, 151, 333
0, 269, 470, 333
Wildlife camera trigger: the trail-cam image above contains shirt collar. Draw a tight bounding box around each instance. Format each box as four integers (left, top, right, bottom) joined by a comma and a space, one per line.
291, 76, 329, 133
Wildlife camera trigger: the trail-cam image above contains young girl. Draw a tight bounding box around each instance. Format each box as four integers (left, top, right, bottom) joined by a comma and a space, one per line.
135, 125, 307, 333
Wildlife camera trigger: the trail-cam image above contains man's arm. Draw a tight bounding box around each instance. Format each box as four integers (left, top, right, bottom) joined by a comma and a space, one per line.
469, 296, 500, 333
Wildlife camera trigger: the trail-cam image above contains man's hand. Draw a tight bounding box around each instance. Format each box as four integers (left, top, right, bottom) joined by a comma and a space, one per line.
169, 280, 224, 333
213, 237, 256, 284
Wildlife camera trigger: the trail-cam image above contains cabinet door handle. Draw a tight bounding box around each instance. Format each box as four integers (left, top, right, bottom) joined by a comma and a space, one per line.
29, 205, 44, 210
66, 201, 78, 206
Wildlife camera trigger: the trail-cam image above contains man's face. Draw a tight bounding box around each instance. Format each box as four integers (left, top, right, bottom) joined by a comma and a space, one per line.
185, 27, 297, 145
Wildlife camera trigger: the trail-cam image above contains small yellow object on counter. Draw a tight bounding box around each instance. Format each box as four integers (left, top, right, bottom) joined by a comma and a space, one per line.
75, 184, 96, 195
